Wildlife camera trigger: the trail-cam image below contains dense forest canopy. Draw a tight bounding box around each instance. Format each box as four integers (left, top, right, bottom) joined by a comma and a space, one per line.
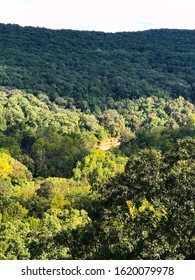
0, 24, 194, 260
0, 24, 195, 110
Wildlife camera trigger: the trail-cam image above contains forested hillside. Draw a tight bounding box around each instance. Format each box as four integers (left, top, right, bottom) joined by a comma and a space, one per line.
0, 24, 194, 260
1, 24, 195, 110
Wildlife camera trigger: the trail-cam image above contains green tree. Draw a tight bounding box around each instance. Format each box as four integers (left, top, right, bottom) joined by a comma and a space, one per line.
0, 221, 30, 259
73, 149, 127, 188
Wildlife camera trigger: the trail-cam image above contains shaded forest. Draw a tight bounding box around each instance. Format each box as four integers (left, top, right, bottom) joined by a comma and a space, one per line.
0, 24, 194, 259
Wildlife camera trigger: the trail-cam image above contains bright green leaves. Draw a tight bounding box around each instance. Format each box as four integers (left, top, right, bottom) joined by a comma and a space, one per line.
27, 208, 91, 260
0, 152, 34, 198
0, 221, 30, 260
29, 127, 96, 178
0, 103, 6, 131
0, 152, 13, 178
127, 198, 168, 227
73, 149, 127, 188
0, 152, 31, 184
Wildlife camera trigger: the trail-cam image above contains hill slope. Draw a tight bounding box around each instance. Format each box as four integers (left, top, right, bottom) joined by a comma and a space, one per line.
0, 24, 195, 260
0, 24, 195, 110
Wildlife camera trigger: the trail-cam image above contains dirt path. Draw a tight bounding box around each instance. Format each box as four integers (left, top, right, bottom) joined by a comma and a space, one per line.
96, 138, 121, 151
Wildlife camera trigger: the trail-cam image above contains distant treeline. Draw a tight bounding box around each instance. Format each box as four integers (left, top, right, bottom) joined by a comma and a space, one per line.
0, 24, 195, 111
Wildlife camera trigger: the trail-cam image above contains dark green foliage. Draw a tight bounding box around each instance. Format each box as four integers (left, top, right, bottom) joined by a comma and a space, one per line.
0, 24, 195, 110
91, 146, 194, 260
0, 24, 195, 260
